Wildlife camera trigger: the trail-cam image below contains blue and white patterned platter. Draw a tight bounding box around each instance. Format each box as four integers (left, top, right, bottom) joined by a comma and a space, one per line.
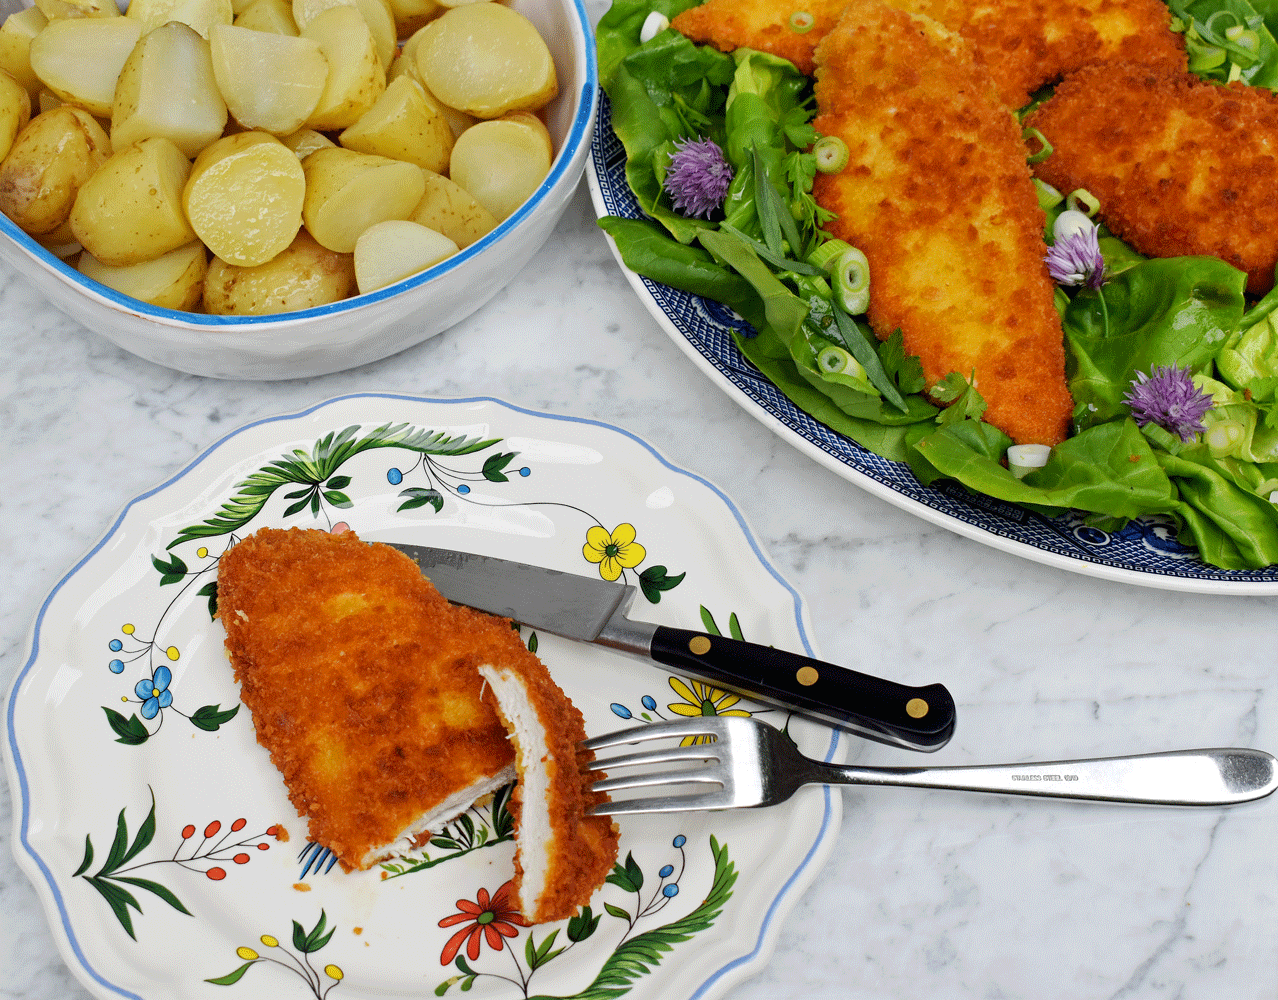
4, 395, 845, 1000
587, 93, 1278, 594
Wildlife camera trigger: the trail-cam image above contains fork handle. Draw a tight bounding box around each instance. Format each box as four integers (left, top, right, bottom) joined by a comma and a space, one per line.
648, 626, 956, 751
816, 748, 1278, 805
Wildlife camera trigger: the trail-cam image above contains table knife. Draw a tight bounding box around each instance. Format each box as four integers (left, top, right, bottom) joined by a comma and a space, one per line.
387, 543, 956, 752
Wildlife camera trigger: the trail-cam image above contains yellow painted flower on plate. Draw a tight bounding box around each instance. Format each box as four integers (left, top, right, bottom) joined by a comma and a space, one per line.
667, 677, 753, 745
582, 523, 646, 581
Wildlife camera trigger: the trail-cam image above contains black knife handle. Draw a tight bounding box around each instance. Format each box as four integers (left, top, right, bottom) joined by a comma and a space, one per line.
649, 626, 955, 751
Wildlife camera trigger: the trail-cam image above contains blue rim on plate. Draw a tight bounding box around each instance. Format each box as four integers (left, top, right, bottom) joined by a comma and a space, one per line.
587, 92, 1278, 594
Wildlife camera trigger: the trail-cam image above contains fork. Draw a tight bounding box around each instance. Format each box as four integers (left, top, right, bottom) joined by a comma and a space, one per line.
581, 716, 1278, 815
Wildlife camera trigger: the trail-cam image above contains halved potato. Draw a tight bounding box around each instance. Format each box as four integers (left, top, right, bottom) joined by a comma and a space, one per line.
301, 145, 425, 252
183, 130, 305, 265
339, 75, 452, 172
387, 0, 439, 37
0, 69, 33, 162
34, 0, 120, 18
415, 2, 556, 119
125, 0, 233, 38
300, 4, 385, 131
0, 6, 49, 100
202, 229, 355, 313
293, 0, 395, 69
29, 15, 143, 117
448, 112, 550, 221
0, 105, 111, 235
70, 136, 196, 265
209, 24, 326, 134
279, 126, 334, 158
353, 218, 456, 293
409, 169, 494, 248
233, 0, 298, 33
396, 22, 474, 137
79, 239, 207, 309
111, 20, 228, 158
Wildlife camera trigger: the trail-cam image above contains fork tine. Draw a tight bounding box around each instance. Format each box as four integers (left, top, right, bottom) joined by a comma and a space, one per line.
590, 766, 724, 795
582, 743, 723, 772
582, 717, 727, 752
588, 787, 740, 816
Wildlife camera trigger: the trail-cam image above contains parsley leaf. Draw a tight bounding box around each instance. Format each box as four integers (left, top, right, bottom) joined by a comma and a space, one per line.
877, 330, 926, 395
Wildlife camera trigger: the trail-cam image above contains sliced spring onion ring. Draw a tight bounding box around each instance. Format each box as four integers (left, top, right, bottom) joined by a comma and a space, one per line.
1022, 128, 1052, 164
831, 246, 870, 315
817, 344, 857, 375
805, 238, 853, 272
789, 11, 815, 33
640, 11, 670, 43
1066, 188, 1100, 216
813, 135, 848, 174
1033, 179, 1063, 211
1007, 444, 1051, 478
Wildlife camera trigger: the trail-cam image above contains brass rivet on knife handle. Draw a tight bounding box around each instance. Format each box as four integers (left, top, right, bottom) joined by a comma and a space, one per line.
795, 666, 818, 686
905, 698, 929, 719
688, 635, 711, 655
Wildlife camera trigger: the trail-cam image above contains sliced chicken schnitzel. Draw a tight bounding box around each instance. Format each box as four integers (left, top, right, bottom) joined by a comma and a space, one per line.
1027, 62, 1278, 295
217, 526, 519, 871
811, 0, 1073, 445
479, 660, 619, 923
671, 0, 1184, 109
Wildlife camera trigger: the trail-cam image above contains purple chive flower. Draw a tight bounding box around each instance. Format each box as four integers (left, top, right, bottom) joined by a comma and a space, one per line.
1045, 219, 1106, 289
1123, 364, 1214, 442
663, 136, 734, 219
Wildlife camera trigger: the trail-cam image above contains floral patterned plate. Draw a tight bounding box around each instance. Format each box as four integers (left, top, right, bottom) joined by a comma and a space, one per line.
586, 94, 1278, 594
4, 394, 845, 1000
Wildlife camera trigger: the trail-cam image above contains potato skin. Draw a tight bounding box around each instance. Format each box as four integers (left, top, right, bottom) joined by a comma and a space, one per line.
202, 228, 356, 314
78, 239, 208, 310
0, 105, 111, 235
70, 136, 196, 266
0, 69, 32, 163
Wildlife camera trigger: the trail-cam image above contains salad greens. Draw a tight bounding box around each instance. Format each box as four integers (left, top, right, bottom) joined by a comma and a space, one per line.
596, 0, 1278, 570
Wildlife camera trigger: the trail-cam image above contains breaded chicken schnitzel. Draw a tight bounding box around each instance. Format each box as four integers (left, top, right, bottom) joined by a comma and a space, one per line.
671, 0, 1185, 110
812, 0, 1073, 445
479, 661, 619, 923
1027, 62, 1278, 295
218, 526, 520, 871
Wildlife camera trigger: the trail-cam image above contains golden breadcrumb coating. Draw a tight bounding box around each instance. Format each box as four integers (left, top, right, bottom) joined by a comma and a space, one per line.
670, 0, 1185, 109
811, 0, 1073, 446
1027, 62, 1278, 295
217, 527, 520, 871
480, 661, 620, 924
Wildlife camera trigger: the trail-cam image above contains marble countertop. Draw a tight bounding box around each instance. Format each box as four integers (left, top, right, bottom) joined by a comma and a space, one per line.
3, 174, 1277, 999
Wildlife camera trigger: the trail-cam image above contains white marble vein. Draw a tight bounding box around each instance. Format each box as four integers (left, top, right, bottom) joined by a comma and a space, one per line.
2, 175, 1276, 1000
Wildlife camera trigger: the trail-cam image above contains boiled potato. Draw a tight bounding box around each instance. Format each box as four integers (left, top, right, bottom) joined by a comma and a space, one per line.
448, 111, 549, 221
415, 2, 555, 119
0, 105, 111, 235
36, 88, 61, 113
0, 69, 32, 163
409, 169, 494, 248
233, 0, 298, 33
293, 0, 394, 70
353, 218, 456, 292
202, 229, 355, 313
230, 0, 258, 13
125, 0, 233, 37
0, 6, 49, 100
301, 4, 385, 130
394, 26, 474, 137
339, 75, 451, 172
209, 24, 326, 134
34, 0, 120, 19
279, 126, 333, 158
70, 136, 196, 265
111, 21, 227, 158
387, 0, 439, 37
29, 15, 142, 117
301, 145, 424, 252
79, 239, 207, 309
183, 130, 305, 265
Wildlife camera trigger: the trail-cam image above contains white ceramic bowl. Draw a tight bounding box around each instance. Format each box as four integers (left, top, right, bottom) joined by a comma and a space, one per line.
0, 0, 597, 379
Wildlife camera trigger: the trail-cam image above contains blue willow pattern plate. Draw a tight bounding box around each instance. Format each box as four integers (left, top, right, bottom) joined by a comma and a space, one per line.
586, 93, 1278, 594
4, 395, 844, 1000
